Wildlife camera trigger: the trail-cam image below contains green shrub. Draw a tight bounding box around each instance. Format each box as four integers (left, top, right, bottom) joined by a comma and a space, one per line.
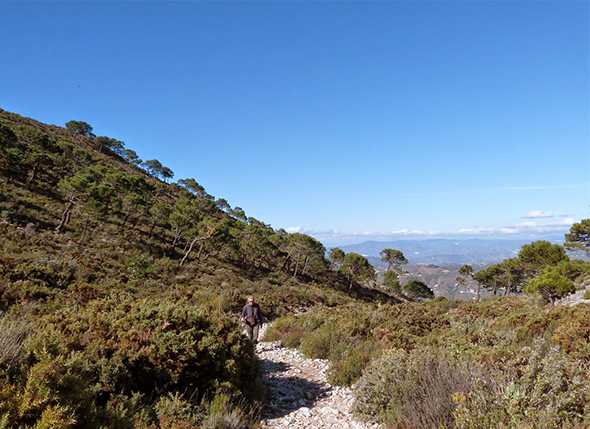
265, 316, 306, 348
403, 280, 434, 300
201, 393, 253, 429
155, 393, 201, 428
126, 254, 155, 280
453, 339, 590, 428
9, 258, 77, 289
327, 341, 376, 386
584, 290, 590, 300
0, 293, 257, 428
353, 347, 486, 428
524, 266, 576, 303
300, 324, 338, 359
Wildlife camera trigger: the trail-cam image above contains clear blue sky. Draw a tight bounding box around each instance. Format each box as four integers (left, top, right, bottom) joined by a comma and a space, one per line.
2, 1, 589, 242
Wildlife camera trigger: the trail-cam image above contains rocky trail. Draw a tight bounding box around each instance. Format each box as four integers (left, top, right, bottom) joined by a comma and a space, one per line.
255, 325, 380, 429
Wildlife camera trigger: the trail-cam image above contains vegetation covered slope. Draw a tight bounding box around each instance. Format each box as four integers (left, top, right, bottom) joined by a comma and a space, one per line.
0, 108, 394, 428
267, 226, 590, 429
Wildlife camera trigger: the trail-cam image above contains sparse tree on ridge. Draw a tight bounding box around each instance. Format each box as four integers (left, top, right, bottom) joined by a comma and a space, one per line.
340, 252, 375, 289
565, 219, 590, 252
178, 178, 208, 198
458, 264, 480, 301
231, 207, 247, 222
215, 198, 231, 212
329, 248, 345, 271
383, 270, 402, 294
142, 159, 164, 178
161, 166, 174, 182
403, 280, 434, 300
122, 148, 142, 166
474, 241, 569, 296
380, 248, 408, 273
65, 120, 94, 137
95, 136, 125, 155
142, 159, 173, 181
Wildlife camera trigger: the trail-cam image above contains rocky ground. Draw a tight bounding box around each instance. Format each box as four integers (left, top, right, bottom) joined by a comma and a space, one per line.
557, 284, 590, 306
256, 325, 380, 429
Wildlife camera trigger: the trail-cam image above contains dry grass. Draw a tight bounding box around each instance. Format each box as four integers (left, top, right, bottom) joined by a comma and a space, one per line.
0, 317, 29, 367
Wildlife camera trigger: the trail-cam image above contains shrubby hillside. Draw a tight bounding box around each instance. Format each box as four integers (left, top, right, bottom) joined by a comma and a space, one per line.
268, 222, 590, 428
0, 108, 394, 428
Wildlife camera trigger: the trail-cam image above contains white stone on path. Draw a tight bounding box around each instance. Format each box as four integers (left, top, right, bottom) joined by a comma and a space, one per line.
256, 324, 380, 429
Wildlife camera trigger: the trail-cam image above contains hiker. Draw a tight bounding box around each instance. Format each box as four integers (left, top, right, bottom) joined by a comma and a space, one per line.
241, 296, 263, 343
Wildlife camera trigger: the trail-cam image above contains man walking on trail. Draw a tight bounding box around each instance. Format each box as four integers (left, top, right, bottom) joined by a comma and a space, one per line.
241, 296, 263, 343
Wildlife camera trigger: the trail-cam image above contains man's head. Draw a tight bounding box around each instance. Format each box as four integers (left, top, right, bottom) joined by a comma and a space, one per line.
247, 296, 255, 304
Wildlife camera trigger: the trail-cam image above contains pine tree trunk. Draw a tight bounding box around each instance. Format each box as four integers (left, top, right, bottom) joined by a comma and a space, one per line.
281, 251, 293, 271
301, 256, 309, 276
27, 163, 38, 187
172, 228, 181, 247
121, 212, 130, 231
197, 241, 206, 259
55, 200, 74, 233
180, 236, 199, 266
293, 257, 300, 279
78, 218, 90, 244
148, 221, 157, 239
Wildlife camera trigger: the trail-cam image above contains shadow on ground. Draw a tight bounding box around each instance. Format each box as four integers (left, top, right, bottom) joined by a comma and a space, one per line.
259, 358, 329, 419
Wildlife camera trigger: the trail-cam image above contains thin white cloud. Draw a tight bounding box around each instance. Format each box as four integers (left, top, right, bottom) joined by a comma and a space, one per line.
557, 217, 575, 226
285, 226, 303, 233
300, 219, 578, 245
523, 210, 553, 219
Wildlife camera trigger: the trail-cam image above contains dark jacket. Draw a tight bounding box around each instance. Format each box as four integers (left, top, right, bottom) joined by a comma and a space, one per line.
241, 303, 263, 326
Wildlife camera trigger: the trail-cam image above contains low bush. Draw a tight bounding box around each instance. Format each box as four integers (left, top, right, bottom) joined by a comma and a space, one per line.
327, 340, 375, 386
453, 339, 590, 429
353, 347, 488, 428
269, 298, 590, 428
0, 293, 257, 428
265, 315, 306, 348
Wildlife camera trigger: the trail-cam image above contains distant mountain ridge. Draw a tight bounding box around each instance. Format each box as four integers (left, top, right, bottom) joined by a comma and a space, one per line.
337, 238, 563, 266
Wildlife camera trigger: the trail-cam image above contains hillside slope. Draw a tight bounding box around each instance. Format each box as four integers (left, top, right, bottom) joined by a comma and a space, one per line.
0, 108, 395, 428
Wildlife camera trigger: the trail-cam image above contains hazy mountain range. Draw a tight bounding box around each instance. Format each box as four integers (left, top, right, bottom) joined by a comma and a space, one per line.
337, 237, 563, 266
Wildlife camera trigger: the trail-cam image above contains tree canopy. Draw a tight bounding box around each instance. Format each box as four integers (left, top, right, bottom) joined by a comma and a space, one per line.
383, 270, 401, 294
402, 280, 434, 300
475, 240, 569, 296
142, 159, 174, 181
340, 252, 375, 288
565, 219, 590, 252
65, 120, 93, 137
524, 266, 575, 304
379, 248, 408, 272
329, 248, 346, 270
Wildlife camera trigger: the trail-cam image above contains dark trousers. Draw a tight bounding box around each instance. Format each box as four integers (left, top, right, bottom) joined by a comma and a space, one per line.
244, 323, 260, 342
